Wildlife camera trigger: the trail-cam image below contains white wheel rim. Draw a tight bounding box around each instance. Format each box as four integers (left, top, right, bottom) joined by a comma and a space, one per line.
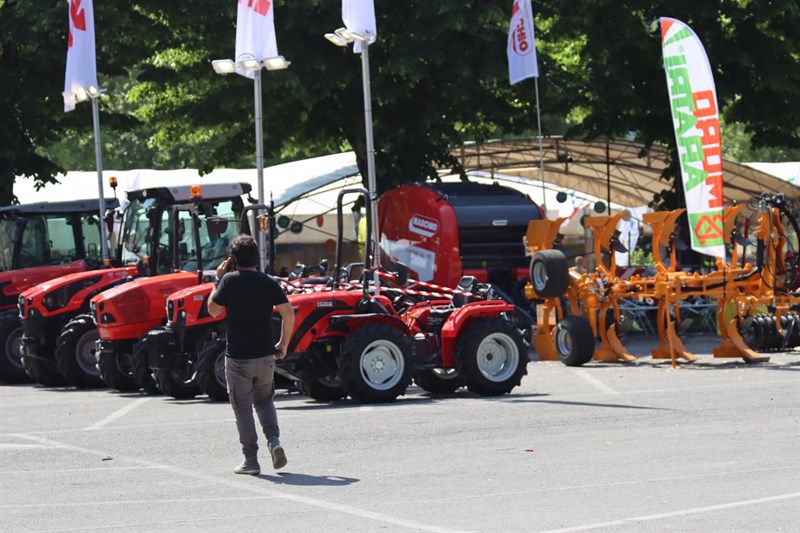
5, 326, 23, 370
476, 332, 519, 382
555, 325, 572, 355
532, 261, 548, 291
359, 339, 404, 391
76, 329, 100, 376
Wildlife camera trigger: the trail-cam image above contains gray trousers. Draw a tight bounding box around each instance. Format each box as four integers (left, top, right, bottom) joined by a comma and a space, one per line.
225, 355, 279, 458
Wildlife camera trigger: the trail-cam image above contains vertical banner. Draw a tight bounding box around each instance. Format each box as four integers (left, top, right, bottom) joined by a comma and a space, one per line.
661, 17, 725, 260
63, 0, 98, 112
342, 0, 377, 53
507, 0, 539, 85
235, 0, 278, 77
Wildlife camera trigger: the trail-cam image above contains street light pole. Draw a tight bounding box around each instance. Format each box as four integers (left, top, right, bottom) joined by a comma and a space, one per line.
89, 95, 109, 263
253, 68, 268, 272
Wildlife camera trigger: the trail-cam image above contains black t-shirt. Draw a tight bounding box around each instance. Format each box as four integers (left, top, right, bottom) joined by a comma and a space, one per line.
211, 270, 289, 359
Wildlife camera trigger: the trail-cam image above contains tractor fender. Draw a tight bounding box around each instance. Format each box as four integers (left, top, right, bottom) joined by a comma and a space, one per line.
328, 313, 410, 336
440, 300, 516, 367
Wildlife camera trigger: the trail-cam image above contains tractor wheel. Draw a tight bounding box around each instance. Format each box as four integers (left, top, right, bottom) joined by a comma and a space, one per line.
529, 250, 569, 298
54, 315, 104, 389
153, 368, 200, 400
97, 351, 139, 392
0, 311, 29, 383
296, 351, 347, 402
456, 318, 527, 396
554, 316, 595, 366
413, 368, 463, 395
338, 325, 413, 403
131, 337, 162, 395
197, 338, 228, 401
22, 353, 67, 387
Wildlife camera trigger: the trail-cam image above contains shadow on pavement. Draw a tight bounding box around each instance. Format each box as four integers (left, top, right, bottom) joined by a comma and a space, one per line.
258, 472, 359, 486
508, 398, 673, 410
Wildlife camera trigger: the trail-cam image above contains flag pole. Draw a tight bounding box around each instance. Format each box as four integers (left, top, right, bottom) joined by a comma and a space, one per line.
534, 76, 546, 211
90, 96, 109, 263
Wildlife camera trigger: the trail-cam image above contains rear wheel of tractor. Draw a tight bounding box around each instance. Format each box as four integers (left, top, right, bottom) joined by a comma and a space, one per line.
22, 351, 67, 387
0, 312, 29, 383
97, 351, 139, 392
530, 250, 569, 298
338, 325, 413, 403
554, 316, 595, 366
153, 367, 200, 399
297, 351, 347, 402
54, 315, 104, 389
456, 319, 527, 396
131, 337, 161, 395
413, 368, 463, 395
197, 338, 228, 401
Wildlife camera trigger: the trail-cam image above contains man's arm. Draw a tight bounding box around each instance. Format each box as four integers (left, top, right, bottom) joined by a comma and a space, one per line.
274, 302, 295, 360
207, 291, 225, 317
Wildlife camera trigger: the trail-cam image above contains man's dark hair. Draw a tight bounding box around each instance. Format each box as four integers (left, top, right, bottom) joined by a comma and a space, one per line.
229, 234, 259, 268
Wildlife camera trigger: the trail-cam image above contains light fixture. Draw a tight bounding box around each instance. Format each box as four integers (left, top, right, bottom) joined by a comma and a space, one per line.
211, 59, 236, 75
324, 33, 348, 47
263, 56, 290, 70
74, 86, 89, 102
85, 85, 100, 98
236, 57, 261, 71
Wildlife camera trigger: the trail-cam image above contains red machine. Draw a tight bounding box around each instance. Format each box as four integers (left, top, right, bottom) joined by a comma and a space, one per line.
89, 184, 250, 392
0, 198, 118, 383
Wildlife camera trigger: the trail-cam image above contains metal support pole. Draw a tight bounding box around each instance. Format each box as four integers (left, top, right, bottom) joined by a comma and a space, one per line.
534, 77, 546, 211
253, 69, 268, 272
360, 40, 380, 291
606, 141, 612, 215
91, 97, 109, 262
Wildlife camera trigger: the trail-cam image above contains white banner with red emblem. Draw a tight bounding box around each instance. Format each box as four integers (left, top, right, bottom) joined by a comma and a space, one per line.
507, 0, 539, 85
342, 0, 377, 53
661, 17, 725, 260
235, 0, 278, 78
63, 0, 98, 112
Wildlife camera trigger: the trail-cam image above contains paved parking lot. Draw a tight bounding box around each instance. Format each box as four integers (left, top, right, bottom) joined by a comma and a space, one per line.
1, 333, 799, 532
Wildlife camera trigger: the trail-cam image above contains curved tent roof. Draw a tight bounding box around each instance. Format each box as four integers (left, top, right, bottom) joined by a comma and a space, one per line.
446, 138, 799, 208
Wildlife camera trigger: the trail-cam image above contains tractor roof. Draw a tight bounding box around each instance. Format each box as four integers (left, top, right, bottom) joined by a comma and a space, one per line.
126, 182, 252, 203
0, 198, 119, 216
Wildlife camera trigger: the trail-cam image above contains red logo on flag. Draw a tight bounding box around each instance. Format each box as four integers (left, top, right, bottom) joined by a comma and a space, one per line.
68, 0, 87, 49
239, 0, 271, 17
510, 2, 532, 56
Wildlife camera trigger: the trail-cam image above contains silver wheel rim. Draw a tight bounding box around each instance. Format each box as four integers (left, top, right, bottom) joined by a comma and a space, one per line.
215, 352, 226, 388
555, 325, 572, 355
532, 261, 548, 291
359, 339, 405, 391
476, 332, 519, 382
5, 326, 23, 371
75, 329, 100, 376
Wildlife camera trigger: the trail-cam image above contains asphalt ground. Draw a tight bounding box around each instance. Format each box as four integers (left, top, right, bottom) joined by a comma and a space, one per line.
1, 333, 799, 533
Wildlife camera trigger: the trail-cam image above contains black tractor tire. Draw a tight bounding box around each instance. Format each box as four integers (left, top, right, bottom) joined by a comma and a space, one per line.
413, 368, 463, 395
296, 351, 347, 402
54, 315, 105, 389
153, 368, 201, 400
554, 316, 595, 366
131, 337, 162, 395
22, 353, 67, 387
529, 250, 569, 298
97, 351, 139, 392
0, 311, 29, 383
456, 318, 527, 396
196, 338, 228, 402
338, 324, 413, 403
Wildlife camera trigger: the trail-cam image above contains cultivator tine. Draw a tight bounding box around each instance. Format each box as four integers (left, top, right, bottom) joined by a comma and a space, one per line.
716, 318, 770, 363
594, 323, 636, 363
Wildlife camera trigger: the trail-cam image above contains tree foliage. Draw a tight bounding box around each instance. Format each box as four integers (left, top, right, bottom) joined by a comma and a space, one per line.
1, 0, 798, 207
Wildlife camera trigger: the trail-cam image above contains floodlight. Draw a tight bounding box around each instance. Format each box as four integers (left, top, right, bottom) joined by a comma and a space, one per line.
236, 57, 262, 71
263, 56, 291, 70
211, 59, 236, 75
325, 32, 348, 47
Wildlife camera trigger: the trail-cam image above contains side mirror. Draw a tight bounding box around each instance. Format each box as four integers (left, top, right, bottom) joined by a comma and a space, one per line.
394, 261, 409, 286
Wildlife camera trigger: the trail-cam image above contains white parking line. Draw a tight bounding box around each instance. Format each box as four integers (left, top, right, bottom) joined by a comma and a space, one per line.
573, 369, 619, 395
8, 433, 471, 533
84, 397, 151, 431
539, 492, 800, 532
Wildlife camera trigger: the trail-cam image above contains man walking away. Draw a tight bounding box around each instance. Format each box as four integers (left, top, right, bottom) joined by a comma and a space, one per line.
207, 234, 295, 475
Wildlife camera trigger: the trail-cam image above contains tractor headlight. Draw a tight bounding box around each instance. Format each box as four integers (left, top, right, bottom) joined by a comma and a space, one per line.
42, 276, 102, 312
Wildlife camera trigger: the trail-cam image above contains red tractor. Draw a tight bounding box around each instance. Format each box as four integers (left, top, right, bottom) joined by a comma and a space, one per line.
191, 188, 532, 403
0, 198, 118, 383
88, 184, 250, 393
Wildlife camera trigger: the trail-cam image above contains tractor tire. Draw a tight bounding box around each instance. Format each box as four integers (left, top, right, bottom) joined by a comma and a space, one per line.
97, 351, 139, 392
338, 324, 413, 403
153, 368, 201, 400
296, 351, 347, 402
54, 315, 104, 389
197, 338, 228, 401
0, 311, 29, 383
456, 318, 527, 396
413, 368, 463, 395
131, 337, 162, 395
22, 353, 67, 387
554, 316, 595, 366
530, 250, 569, 298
